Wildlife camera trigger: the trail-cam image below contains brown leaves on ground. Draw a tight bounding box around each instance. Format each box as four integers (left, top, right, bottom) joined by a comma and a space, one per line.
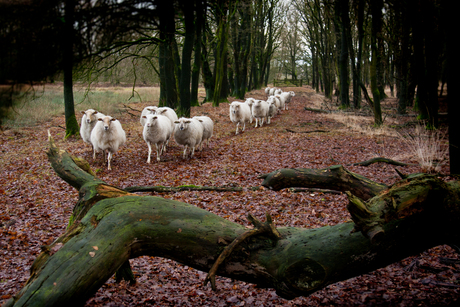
0, 86, 457, 306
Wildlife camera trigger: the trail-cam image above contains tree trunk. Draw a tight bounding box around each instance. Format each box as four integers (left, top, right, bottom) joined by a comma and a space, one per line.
158, 0, 178, 109
63, 0, 79, 139
444, 1, 460, 175
178, 1, 195, 117
6, 138, 460, 306
190, 0, 203, 107
212, 0, 230, 106
370, 0, 383, 126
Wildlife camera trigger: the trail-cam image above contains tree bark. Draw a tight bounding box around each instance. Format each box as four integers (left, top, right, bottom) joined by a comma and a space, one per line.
63, 0, 80, 139
370, 0, 383, 126
6, 139, 460, 306
178, 1, 195, 117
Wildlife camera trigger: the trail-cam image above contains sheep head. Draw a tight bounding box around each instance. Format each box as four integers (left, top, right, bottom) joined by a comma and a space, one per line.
98, 116, 116, 131
174, 118, 191, 131
143, 115, 159, 127
82, 109, 99, 124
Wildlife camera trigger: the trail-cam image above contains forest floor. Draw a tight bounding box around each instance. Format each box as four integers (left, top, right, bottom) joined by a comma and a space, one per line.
1, 85, 458, 306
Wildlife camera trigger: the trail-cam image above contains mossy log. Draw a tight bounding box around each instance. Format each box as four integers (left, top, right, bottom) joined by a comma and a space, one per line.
5, 138, 460, 307
259, 165, 387, 200
351, 157, 416, 167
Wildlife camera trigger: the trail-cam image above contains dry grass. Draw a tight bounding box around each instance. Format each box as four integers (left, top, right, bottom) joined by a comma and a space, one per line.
398, 124, 449, 173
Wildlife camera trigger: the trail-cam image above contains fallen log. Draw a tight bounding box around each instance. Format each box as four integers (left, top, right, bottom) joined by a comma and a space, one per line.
351, 157, 416, 167
5, 137, 460, 307
304, 107, 330, 113
259, 165, 387, 200
124, 185, 341, 195
285, 129, 328, 134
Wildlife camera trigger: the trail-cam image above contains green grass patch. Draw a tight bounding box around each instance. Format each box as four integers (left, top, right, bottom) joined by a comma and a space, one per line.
3, 84, 160, 128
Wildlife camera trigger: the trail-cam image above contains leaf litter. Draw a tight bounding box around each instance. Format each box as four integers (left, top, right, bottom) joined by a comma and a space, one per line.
0, 86, 457, 306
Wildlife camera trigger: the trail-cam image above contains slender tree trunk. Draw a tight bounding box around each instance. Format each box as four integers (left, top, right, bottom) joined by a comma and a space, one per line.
190, 0, 204, 107
178, 1, 195, 117
445, 1, 460, 174
63, 0, 79, 139
158, 0, 178, 109
212, 0, 229, 106
337, 0, 349, 108
200, 17, 215, 103
370, 0, 383, 126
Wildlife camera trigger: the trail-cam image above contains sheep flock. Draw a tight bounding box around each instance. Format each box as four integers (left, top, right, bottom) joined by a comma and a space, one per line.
79, 87, 295, 170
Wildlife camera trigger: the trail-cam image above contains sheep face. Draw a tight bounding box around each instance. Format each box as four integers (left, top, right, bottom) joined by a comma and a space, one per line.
98, 117, 116, 131
143, 115, 160, 127
82, 109, 99, 124
231, 104, 240, 115
175, 119, 191, 131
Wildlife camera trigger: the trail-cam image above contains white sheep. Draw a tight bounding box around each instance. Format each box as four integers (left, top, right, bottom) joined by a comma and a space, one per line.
142, 114, 173, 163
251, 100, 269, 128
275, 94, 285, 111
267, 95, 281, 111
90, 116, 126, 170
269, 87, 278, 96
278, 91, 295, 110
140, 106, 158, 126
264, 87, 271, 95
244, 98, 256, 123
229, 101, 252, 135
174, 117, 204, 159
267, 99, 277, 124
274, 88, 283, 95
80, 109, 105, 151
153, 107, 178, 148
193, 116, 214, 150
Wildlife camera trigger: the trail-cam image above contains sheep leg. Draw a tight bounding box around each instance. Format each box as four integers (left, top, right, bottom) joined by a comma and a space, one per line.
242, 122, 246, 131
155, 143, 161, 162
190, 147, 195, 158
255, 118, 258, 128
107, 152, 112, 171
260, 118, 264, 127
183, 145, 188, 159
235, 123, 240, 135
147, 142, 152, 164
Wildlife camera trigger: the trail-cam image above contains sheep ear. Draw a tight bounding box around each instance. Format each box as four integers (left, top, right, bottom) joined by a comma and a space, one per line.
174, 120, 180, 124
94, 111, 98, 114
199, 119, 203, 122
81, 111, 85, 114
142, 115, 147, 118
111, 118, 116, 122
159, 109, 167, 114
98, 118, 103, 121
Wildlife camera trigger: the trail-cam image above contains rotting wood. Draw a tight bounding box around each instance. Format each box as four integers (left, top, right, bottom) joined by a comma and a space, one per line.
304, 107, 330, 113
204, 213, 281, 291
351, 157, 416, 167
259, 165, 387, 201
285, 129, 328, 134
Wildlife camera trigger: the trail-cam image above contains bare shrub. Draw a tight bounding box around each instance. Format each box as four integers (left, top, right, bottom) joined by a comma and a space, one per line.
398, 125, 449, 173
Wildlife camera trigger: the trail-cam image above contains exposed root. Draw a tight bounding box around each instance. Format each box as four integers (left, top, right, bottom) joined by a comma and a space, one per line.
204, 213, 281, 291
